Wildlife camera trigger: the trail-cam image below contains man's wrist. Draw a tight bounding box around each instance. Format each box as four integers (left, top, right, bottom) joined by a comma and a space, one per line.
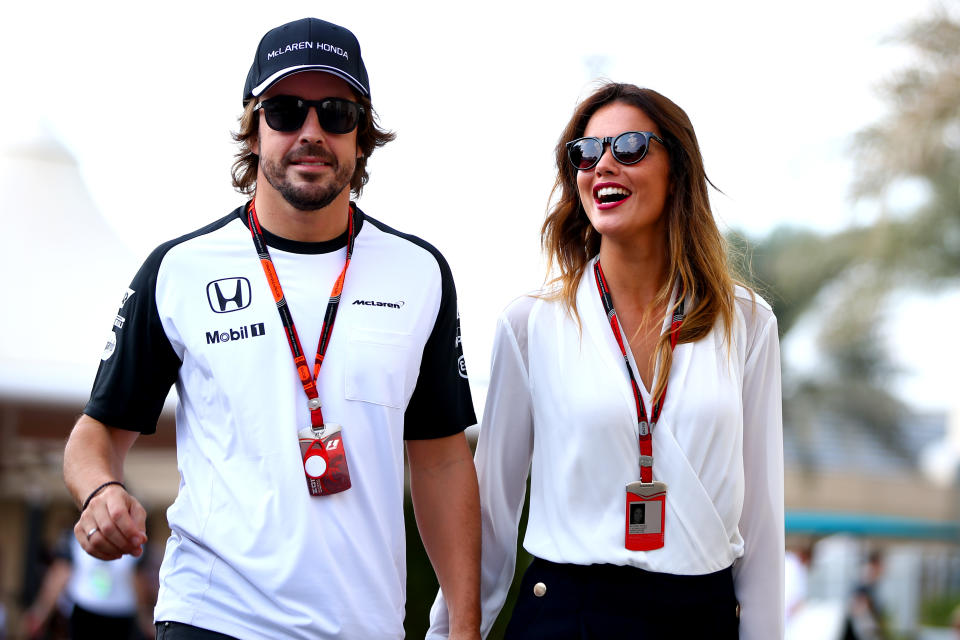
80, 480, 126, 511
448, 626, 482, 640
448, 610, 481, 635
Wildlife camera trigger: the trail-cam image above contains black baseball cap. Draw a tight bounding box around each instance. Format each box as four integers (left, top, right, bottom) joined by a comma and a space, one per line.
243, 18, 370, 104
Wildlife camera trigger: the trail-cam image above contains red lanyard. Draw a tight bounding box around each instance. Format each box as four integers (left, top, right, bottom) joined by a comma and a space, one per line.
247, 200, 356, 428
593, 261, 684, 483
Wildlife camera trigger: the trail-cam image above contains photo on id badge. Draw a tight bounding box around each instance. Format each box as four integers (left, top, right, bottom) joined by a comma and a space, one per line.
625, 481, 666, 551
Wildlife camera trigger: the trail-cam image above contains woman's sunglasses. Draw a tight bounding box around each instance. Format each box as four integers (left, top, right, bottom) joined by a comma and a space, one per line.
254, 96, 365, 134
566, 131, 664, 171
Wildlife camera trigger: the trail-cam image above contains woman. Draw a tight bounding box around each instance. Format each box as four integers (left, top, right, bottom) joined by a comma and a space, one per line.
429, 83, 783, 639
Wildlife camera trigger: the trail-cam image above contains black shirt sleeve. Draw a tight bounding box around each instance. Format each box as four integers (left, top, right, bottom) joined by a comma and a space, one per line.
84, 244, 181, 434
403, 251, 477, 439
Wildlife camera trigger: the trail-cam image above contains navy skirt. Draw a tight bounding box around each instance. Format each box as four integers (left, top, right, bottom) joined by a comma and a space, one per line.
504, 558, 739, 639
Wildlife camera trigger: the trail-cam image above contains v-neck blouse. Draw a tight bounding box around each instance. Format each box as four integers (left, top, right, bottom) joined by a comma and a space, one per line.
429, 260, 784, 639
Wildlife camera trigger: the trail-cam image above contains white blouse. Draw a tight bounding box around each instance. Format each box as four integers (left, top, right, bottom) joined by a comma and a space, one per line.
428, 262, 784, 639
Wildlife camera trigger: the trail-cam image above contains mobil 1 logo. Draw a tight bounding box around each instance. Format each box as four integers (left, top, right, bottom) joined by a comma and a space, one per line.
206, 322, 266, 345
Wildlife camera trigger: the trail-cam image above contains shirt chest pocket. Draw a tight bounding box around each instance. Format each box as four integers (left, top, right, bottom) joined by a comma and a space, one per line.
344, 328, 415, 409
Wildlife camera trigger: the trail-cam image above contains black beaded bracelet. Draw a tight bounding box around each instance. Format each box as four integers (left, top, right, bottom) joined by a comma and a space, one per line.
81, 480, 125, 512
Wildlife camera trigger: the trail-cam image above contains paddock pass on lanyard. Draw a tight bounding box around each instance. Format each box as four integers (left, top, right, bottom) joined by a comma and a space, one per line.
247, 200, 354, 496
593, 261, 684, 551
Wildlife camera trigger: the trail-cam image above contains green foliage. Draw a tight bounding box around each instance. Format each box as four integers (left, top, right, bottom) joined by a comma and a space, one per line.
728, 222, 911, 462
853, 10, 960, 200
404, 492, 440, 640
724, 6, 958, 461
403, 477, 532, 640
850, 7, 960, 284
920, 592, 960, 627
728, 225, 870, 338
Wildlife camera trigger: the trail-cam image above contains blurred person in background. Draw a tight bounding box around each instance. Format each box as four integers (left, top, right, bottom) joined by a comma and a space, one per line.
61, 16, 480, 640
429, 82, 784, 639
21, 529, 154, 639
841, 549, 888, 640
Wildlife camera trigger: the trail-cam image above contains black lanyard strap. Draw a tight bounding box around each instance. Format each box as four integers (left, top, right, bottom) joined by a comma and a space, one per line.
247, 200, 356, 427
593, 261, 684, 482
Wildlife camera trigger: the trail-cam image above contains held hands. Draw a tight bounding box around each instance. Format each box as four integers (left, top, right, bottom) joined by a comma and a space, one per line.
74, 483, 148, 560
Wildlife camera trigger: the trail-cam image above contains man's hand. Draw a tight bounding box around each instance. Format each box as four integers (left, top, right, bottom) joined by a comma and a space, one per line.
64, 414, 145, 560
74, 482, 148, 560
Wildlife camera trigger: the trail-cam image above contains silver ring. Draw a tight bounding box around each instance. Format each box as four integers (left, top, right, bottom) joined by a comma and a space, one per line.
86, 527, 98, 540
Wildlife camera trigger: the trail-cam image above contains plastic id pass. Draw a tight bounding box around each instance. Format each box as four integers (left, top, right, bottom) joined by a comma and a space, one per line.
298, 424, 351, 496
624, 481, 667, 551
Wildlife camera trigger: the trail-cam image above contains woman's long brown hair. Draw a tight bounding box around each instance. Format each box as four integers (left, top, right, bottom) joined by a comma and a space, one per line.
542, 83, 738, 405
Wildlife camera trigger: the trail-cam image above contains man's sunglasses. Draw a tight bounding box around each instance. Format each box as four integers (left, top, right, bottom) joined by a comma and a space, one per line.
566, 131, 665, 171
254, 96, 365, 134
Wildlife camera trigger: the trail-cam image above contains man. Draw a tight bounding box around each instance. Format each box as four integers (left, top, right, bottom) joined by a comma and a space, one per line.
22, 528, 155, 639
63, 17, 481, 640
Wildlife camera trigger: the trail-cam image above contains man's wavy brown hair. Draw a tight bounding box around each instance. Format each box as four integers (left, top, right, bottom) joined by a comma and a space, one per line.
231, 91, 395, 197
542, 82, 740, 405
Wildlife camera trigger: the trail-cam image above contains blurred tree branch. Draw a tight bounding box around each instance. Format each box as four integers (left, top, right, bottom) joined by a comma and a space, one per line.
851, 6, 960, 283
725, 5, 959, 466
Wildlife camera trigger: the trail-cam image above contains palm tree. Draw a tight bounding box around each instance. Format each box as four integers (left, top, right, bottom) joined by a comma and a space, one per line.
730, 6, 960, 467
851, 7, 960, 282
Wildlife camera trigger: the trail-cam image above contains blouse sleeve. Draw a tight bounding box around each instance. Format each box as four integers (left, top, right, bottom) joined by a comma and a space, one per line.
427, 303, 535, 639
733, 308, 785, 639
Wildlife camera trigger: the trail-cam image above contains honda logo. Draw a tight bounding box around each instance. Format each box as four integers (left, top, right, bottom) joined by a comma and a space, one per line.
207, 277, 252, 313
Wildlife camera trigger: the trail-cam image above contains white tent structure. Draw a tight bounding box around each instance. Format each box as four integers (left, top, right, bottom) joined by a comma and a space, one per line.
0, 129, 178, 628
0, 125, 139, 404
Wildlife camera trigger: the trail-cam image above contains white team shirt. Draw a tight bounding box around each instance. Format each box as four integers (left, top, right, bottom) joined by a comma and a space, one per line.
86, 205, 475, 639
66, 536, 140, 616
429, 258, 784, 639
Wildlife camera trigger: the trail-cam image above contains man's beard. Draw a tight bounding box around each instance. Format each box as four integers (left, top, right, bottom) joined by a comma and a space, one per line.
260, 144, 354, 211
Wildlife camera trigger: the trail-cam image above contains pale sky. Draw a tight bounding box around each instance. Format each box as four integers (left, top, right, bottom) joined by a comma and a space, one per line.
1, 0, 955, 411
